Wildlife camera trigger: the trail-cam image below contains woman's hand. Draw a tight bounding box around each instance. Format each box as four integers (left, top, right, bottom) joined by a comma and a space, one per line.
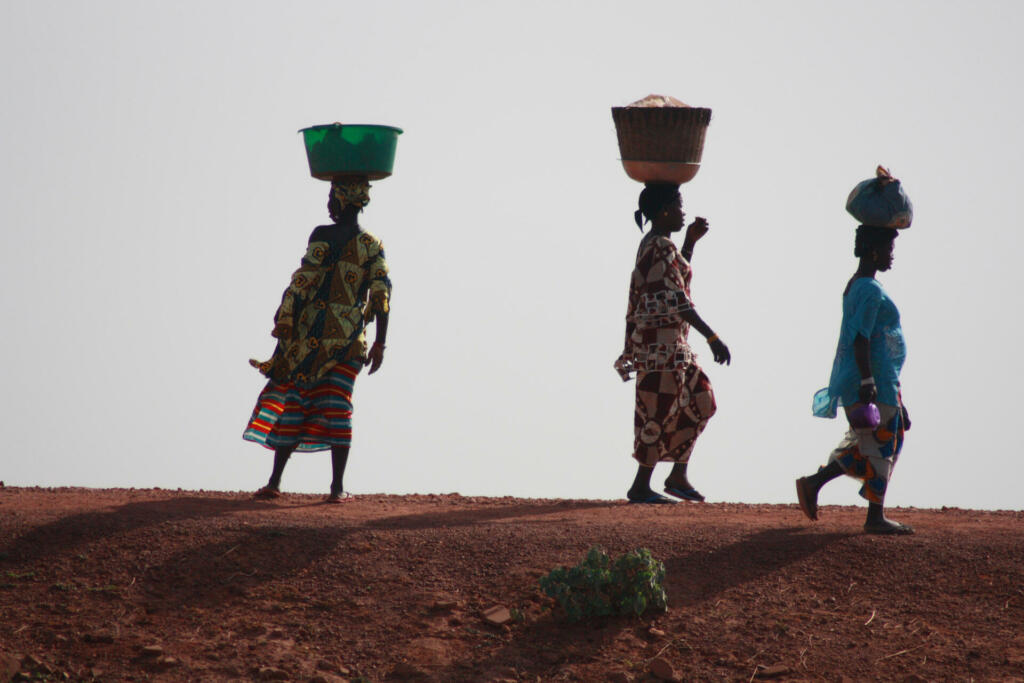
858, 381, 877, 404
901, 404, 911, 431
367, 342, 385, 374
708, 337, 731, 365
614, 353, 635, 382
685, 217, 710, 245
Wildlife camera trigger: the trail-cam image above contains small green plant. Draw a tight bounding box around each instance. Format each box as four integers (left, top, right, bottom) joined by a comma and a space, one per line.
539, 546, 667, 622
5, 570, 35, 580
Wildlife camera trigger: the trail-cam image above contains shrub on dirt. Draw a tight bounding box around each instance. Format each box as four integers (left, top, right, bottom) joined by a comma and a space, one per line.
539, 546, 667, 622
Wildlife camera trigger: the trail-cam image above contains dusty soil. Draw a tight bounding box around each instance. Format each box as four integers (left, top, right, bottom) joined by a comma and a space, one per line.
0, 486, 1022, 682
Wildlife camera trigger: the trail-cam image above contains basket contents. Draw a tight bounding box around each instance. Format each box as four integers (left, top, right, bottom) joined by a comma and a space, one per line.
300, 123, 403, 181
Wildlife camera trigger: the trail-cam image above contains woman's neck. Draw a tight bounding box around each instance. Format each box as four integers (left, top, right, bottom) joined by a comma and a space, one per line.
854, 256, 877, 280
649, 226, 674, 238
331, 214, 359, 228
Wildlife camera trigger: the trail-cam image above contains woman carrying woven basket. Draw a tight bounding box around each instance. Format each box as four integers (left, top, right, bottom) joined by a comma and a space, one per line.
243, 178, 391, 503
796, 167, 913, 534
615, 183, 731, 504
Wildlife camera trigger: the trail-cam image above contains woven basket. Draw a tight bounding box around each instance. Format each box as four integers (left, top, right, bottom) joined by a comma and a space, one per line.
611, 107, 712, 163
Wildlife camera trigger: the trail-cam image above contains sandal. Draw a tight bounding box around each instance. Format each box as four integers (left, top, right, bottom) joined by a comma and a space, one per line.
795, 477, 818, 521
627, 492, 677, 505
253, 486, 281, 500
864, 519, 915, 535
664, 483, 705, 502
325, 491, 353, 504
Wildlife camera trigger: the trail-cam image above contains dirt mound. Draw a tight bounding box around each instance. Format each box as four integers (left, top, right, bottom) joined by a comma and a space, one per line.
1, 487, 1022, 681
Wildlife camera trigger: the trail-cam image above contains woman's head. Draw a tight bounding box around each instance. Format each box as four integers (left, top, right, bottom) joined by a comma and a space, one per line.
328, 177, 371, 222
634, 183, 683, 233
855, 225, 899, 271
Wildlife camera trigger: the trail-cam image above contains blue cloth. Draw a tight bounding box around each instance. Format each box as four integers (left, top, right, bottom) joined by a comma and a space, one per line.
813, 278, 906, 418
846, 173, 913, 228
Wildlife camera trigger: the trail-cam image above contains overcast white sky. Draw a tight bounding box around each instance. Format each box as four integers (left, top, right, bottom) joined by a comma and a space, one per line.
2, 1, 1022, 511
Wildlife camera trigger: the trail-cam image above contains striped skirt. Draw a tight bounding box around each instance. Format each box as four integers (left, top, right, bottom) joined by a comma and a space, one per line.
243, 360, 361, 452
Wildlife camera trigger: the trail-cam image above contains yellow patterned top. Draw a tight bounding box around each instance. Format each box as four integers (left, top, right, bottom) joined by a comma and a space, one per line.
251, 227, 391, 386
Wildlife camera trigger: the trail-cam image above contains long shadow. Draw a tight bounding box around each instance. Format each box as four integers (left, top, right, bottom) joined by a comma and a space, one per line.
0, 496, 279, 564
664, 527, 854, 607
361, 501, 618, 531
139, 525, 352, 611
0, 496, 616, 567
107, 501, 614, 612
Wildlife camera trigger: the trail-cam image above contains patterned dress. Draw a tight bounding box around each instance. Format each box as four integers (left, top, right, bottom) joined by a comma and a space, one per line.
244, 226, 391, 452
616, 234, 716, 466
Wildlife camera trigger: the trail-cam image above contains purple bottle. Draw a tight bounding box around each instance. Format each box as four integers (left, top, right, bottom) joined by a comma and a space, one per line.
849, 403, 881, 429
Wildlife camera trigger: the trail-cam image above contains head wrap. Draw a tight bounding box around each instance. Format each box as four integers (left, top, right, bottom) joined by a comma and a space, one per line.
331, 178, 371, 211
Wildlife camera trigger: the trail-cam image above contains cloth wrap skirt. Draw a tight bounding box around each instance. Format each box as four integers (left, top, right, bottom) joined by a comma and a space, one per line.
828, 399, 905, 504
243, 360, 361, 452
634, 363, 716, 466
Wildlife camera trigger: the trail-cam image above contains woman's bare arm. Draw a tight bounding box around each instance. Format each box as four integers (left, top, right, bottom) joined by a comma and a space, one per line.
853, 334, 877, 403
679, 309, 730, 365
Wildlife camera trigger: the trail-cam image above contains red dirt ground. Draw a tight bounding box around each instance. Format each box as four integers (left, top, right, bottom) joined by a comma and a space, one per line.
1, 486, 1022, 682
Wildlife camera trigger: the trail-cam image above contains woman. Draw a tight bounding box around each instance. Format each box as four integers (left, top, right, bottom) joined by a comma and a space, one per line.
615, 183, 731, 504
243, 177, 391, 502
796, 224, 912, 534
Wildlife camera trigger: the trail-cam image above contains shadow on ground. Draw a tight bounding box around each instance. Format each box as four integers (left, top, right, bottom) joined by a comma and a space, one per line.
0, 496, 277, 564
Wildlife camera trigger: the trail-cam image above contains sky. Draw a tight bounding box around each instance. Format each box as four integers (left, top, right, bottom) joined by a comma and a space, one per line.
2, 1, 1022, 511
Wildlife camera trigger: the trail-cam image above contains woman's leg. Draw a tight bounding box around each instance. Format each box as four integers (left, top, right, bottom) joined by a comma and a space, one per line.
665, 462, 693, 488
627, 464, 656, 500
799, 404, 911, 533
662, 365, 715, 501
795, 461, 843, 520
864, 502, 912, 533
628, 370, 675, 503
268, 447, 293, 488
254, 446, 294, 498
329, 445, 350, 498
861, 405, 912, 533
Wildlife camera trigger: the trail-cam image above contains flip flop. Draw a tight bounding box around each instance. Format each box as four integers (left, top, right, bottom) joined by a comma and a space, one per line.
325, 491, 353, 504
863, 520, 914, 535
627, 492, 677, 505
253, 486, 281, 500
795, 477, 818, 521
664, 484, 705, 502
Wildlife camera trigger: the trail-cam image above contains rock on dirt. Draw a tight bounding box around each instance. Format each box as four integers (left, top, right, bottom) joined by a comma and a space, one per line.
756, 664, 791, 678
482, 605, 512, 625
391, 660, 427, 678
649, 657, 679, 681
0, 653, 21, 681
82, 628, 117, 644
138, 644, 163, 658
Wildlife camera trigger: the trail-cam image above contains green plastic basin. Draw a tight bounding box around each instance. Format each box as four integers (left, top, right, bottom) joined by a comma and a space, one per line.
299, 123, 403, 181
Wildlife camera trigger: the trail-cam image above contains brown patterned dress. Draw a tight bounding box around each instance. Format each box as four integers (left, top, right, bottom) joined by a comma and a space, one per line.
616, 234, 716, 466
